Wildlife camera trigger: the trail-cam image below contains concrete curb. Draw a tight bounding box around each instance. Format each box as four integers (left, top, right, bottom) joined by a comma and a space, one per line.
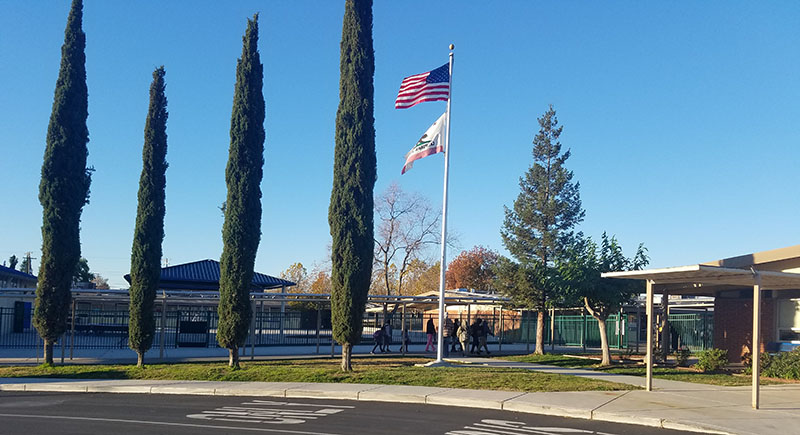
0, 379, 733, 434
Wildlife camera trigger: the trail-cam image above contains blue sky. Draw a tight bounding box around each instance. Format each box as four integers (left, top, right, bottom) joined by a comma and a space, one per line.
1, 1, 798, 288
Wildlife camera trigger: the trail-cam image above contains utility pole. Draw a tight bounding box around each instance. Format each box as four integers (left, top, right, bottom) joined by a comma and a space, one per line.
23, 252, 37, 275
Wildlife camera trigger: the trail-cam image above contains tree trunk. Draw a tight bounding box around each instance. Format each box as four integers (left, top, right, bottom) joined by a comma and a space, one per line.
228, 347, 240, 369
341, 342, 352, 372
535, 311, 545, 355
137, 352, 145, 368
43, 339, 54, 365
597, 316, 612, 366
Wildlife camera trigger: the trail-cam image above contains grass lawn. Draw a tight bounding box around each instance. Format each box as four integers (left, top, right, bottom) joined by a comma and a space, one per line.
502, 353, 791, 386
0, 356, 635, 393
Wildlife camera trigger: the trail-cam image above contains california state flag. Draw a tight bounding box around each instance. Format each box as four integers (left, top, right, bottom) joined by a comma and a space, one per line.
401, 112, 447, 174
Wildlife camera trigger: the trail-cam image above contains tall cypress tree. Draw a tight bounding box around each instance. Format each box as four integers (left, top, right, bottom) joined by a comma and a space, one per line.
129, 67, 168, 368
499, 105, 584, 355
217, 14, 265, 369
329, 0, 376, 372
34, 0, 92, 365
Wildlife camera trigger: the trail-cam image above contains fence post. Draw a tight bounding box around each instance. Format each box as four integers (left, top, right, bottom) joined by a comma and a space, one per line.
159, 297, 166, 358
582, 307, 587, 353
249, 300, 256, 360
60, 332, 65, 364
636, 302, 641, 354
316, 305, 321, 354
525, 310, 531, 353
401, 303, 407, 355
499, 307, 503, 352
70, 300, 76, 360
206, 310, 211, 348
174, 310, 181, 350
550, 307, 555, 351
280, 301, 286, 345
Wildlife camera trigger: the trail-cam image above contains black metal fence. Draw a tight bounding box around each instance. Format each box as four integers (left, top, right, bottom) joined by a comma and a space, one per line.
0, 306, 712, 352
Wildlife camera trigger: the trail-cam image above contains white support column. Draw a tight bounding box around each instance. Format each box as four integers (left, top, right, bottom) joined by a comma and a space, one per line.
646, 280, 654, 392
752, 273, 762, 409
662, 291, 670, 361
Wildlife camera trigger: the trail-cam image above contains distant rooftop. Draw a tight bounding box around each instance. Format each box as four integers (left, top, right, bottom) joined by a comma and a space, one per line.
123, 259, 294, 291
0, 264, 37, 281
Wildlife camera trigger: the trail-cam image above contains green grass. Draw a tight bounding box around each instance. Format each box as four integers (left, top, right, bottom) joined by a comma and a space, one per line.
502, 353, 788, 386
0, 356, 635, 393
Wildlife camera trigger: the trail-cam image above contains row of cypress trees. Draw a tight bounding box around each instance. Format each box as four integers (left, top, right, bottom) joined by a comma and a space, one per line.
36, 0, 376, 371
34, 1, 267, 368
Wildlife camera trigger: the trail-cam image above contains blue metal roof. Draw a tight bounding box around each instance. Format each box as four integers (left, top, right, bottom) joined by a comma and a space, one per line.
0, 264, 37, 281
123, 259, 294, 290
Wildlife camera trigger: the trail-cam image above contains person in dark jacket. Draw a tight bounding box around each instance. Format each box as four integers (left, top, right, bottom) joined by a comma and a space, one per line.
470, 318, 483, 355
371, 328, 385, 354
425, 318, 436, 352
478, 319, 493, 354
450, 319, 462, 353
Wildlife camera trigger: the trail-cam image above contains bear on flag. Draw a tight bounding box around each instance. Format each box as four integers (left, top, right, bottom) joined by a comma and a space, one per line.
401, 112, 447, 174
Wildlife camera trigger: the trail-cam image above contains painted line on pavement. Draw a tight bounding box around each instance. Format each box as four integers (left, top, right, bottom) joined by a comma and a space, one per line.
0, 413, 342, 435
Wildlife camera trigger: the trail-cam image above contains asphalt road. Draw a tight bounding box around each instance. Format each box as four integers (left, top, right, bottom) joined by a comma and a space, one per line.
0, 392, 694, 435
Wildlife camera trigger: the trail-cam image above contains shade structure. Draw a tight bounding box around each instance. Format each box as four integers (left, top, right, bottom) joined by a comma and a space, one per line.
603, 261, 800, 410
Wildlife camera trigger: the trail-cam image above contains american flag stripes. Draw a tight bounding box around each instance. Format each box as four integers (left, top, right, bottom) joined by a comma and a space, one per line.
394, 63, 450, 109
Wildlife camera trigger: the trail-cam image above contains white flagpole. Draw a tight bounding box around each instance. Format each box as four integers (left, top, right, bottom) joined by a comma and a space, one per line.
435, 45, 454, 363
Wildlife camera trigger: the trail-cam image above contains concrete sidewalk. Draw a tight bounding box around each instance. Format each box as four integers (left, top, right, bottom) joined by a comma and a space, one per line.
0, 342, 578, 365
2, 376, 799, 434
448, 356, 712, 390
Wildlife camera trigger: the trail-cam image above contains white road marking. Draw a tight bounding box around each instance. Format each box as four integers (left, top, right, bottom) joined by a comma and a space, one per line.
0, 413, 341, 435
187, 400, 348, 425
243, 400, 354, 409
446, 419, 620, 435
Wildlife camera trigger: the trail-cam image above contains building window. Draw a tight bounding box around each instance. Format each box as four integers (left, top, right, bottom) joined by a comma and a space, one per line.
777, 299, 800, 342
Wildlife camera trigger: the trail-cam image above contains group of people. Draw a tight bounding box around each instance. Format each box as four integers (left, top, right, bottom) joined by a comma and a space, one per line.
370, 322, 410, 354
370, 316, 495, 355
426, 316, 493, 356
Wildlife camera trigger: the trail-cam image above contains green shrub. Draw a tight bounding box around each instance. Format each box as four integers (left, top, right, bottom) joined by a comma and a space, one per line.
674, 347, 691, 367
761, 349, 800, 380
693, 348, 728, 372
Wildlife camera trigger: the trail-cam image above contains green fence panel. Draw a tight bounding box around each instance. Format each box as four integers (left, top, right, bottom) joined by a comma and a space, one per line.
669, 312, 713, 352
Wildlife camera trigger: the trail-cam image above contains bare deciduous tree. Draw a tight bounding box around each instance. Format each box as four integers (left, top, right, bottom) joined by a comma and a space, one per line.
373, 183, 441, 298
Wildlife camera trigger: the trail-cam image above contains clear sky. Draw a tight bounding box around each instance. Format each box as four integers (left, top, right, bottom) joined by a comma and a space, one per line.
2, 1, 799, 288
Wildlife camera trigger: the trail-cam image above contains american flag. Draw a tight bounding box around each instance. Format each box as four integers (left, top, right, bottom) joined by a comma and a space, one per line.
395, 63, 450, 109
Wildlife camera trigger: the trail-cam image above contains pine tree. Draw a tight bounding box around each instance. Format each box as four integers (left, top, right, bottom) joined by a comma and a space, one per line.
329, 0, 376, 372
8, 255, 18, 271
129, 66, 168, 368
34, 0, 92, 365
217, 14, 265, 369
499, 105, 583, 355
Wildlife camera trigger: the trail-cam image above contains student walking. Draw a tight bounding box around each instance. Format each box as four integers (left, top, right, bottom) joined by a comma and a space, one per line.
442, 316, 454, 357
450, 319, 461, 353
425, 318, 436, 352
470, 318, 482, 355
457, 320, 470, 357
382, 322, 393, 352
400, 328, 410, 353
371, 328, 385, 354
479, 318, 493, 354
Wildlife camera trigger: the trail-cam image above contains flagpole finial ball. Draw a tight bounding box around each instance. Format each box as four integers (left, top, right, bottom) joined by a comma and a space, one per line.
449, 44, 455, 50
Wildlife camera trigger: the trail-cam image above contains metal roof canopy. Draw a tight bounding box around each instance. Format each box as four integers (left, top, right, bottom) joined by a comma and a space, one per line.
602, 257, 800, 411
603, 264, 800, 294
